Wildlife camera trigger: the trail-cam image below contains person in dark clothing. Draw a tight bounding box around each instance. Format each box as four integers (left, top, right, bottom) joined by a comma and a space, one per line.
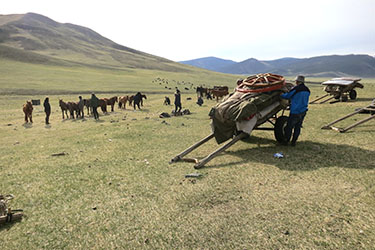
164, 96, 171, 105
174, 89, 182, 112
43, 97, 51, 124
78, 96, 84, 119
90, 93, 100, 120
281, 75, 310, 146
196, 96, 204, 106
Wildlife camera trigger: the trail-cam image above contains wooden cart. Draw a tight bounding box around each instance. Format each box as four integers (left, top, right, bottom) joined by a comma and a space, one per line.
170, 73, 292, 169
321, 101, 375, 133
170, 101, 289, 169
310, 78, 363, 104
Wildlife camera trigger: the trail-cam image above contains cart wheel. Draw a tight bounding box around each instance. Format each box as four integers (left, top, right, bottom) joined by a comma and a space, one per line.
274, 116, 288, 143
341, 95, 348, 102
349, 90, 357, 100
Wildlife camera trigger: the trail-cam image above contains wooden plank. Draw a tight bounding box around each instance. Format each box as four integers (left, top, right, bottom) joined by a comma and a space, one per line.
170, 133, 214, 164
340, 114, 375, 132
194, 132, 247, 169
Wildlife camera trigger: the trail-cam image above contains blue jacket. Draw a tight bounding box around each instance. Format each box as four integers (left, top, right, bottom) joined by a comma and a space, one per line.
281, 83, 310, 114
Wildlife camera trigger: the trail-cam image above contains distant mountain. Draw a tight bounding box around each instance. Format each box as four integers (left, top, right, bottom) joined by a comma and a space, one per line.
182, 55, 375, 77
0, 13, 191, 72
179, 56, 236, 71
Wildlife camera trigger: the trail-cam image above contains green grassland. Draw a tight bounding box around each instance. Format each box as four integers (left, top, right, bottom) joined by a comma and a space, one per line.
1, 63, 375, 249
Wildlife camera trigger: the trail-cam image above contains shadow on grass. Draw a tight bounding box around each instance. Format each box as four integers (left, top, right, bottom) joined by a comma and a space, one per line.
0, 221, 21, 232
205, 136, 375, 171
22, 123, 32, 128
356, 97, 374, 102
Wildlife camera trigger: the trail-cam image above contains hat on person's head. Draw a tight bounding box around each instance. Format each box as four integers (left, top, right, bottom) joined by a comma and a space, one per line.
295, 75, 305, 83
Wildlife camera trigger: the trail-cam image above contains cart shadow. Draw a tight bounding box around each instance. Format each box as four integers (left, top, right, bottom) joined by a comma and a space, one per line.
0, 221, 19, 232
207, 137, 374, 171
356, 97, 374, 102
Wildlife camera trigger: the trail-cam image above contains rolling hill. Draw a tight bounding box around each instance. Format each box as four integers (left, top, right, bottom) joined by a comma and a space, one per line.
180, 55, 375, 77
0, 13, 192, 72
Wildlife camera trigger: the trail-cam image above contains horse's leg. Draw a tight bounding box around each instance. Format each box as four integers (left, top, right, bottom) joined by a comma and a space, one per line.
111, 104, 114, 112
62, 110, 64, 119
24, 113, 28, 123
30, 114, 33, 123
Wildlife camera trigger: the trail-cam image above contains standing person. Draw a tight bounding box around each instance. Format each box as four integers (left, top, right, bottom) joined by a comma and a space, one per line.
43, 97, 51, 124
90, 93, 99, 120
78, 96, 84, 119
196, 96, 204, 106
281, 75, 310, 146
174, 89, 182, 113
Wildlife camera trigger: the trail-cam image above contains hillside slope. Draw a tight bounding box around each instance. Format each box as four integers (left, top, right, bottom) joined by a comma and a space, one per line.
0, 13, 190, 72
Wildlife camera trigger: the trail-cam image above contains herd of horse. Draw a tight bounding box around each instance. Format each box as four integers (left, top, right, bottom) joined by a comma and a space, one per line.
196, 86, 229, 101
22, 86, 228, 123
22, 93, 148, 122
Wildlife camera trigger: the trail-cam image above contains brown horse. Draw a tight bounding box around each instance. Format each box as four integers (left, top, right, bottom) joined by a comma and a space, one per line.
103, 96, 118, 112
23, 101, 33, 123
99, 99, 107, 113
67, 102, 79, 119
209, 86, 229, 101
118, 96, 129, 109
59, 99, 69, 119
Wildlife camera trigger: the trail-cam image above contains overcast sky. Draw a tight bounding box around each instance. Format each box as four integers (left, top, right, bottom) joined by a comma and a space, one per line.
2, 0, 375, 62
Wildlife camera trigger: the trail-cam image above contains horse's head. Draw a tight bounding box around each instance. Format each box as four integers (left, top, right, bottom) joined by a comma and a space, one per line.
114, 96, 118, 102
26, 101, 33, 110
142, 95, 147, 100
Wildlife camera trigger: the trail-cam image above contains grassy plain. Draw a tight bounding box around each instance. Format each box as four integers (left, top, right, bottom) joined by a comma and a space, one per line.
0, 61, 375, 249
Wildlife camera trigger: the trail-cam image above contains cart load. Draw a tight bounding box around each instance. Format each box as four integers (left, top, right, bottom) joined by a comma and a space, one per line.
310, 78, 363, 104
170, 73, 293, 169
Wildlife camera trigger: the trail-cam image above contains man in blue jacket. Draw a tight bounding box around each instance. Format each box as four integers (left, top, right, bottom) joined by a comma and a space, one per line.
281, 75, 310, 146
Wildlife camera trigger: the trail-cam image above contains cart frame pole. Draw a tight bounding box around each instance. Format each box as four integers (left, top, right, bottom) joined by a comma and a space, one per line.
170, 133, 214, 163
309, 94, 329, 104
321, 107, 366, 129
339, 114, 375, 132
194, 132, 247, 169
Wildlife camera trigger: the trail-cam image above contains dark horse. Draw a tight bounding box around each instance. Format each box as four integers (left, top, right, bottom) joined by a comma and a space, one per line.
59, 99, 69, 119
67, 102, 79, 119
23, 101, 33, 123
103, 96, 118, 112
131, 93, 147, 110
83, 99, 91, 115
99, 99, 107, 113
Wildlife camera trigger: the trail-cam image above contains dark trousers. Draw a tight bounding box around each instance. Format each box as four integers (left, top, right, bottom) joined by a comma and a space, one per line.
175, 103, 181, 112
79, 108, 84, 118
284, 112, 306, 143
45, 112, 50, 124
93, 107, 99, 120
